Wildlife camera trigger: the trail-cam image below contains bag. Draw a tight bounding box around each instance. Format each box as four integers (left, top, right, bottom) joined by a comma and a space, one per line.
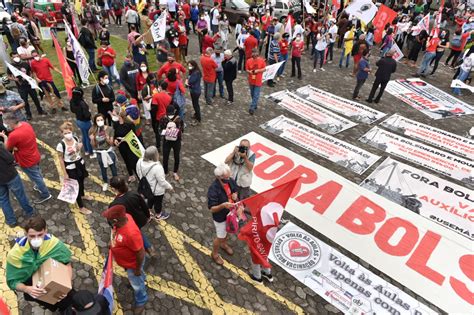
225, 206, 239, 234
137, 163, 157, 200
172, 81, 186, 109
164, 122, 179, 141
451, 35, 462, 48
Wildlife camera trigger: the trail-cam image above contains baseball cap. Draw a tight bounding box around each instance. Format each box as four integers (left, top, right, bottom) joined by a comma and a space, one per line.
116, 94, 127, 104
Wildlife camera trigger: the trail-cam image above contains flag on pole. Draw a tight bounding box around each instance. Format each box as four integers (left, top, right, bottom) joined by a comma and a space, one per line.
151, 10, 167, 42
6, 61, 40, 90
122, 130, 145, 158
71, 14, 79, 38
51, 33, 76, 98
430, 6, 443, 37
64, 21, 90, 85
412, 13, 430, 35
98, 249, 114, 314
372, 5, 397, 43
284, 18, 292, 39
238, 178, 300, 268
332, 0, 341, 10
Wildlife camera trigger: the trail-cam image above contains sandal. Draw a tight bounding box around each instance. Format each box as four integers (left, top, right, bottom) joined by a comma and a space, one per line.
221, 245, 234, 256
173, 173, 180, 181
212, 254, 224, 265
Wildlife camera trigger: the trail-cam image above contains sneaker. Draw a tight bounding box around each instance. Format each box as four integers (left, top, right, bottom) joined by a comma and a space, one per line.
38, 111, 48, 116
249, 273, 263, 284
61, 107, 68, 112
320, 68, 325, 72
34, 194, 52, 204
261, 271, 274, 282
159, 212, 170, 220
6, 221, 18, 228
90, 153, 97, 159
249, 109, 255, 115
313, 69, 317, 72
328, 60, 333, 64
102, 183, 108, 192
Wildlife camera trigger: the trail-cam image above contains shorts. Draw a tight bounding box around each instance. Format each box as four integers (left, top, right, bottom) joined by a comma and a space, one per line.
213, 220, 227, 239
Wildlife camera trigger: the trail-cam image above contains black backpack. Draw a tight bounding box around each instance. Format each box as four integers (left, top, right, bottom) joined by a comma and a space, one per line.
137, 163, 157, 200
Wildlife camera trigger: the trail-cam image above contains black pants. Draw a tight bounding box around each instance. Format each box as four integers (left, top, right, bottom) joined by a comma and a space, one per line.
445, 50, 461, 67
18, 86, 44, 116
327, 42, 334, 61
148, 194, 164, 215
163, 140, 181, 174
430, 50, 444, 74
238, 48, 246, 71
353, 79, 366, 99
190, 92, 201, 122
225, 80, 234, 102
116, 15, 122, 25
118, 143, 138, 176
66, 167, 86, 208
152, 120, 162, 150
68, 62, 83, 85
367, 78, 389, 102
291, 57, 301, 78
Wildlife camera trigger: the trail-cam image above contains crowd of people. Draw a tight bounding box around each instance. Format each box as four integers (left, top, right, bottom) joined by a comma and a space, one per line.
0, 0, 473, 313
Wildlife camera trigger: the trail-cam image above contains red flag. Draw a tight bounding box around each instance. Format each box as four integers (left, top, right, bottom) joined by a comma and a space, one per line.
332, 0, 341, 10
51, 33, 76, 98
372, 5, 397, 43
238, 178, 300, 268
71, 14, 79, 38
98, 249, 114, 314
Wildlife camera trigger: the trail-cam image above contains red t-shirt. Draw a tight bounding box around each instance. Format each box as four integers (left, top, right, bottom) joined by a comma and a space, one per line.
246, 57, 266, 87
182, 3, 191, 19
426, 37, 440, 53
165, 79, 185, 96
157, 62, 186, 80
135, 72, 148, 92
31, 58, 54, 82
200, 55, 218, 82
244, 35, 258, 60
279, 39, 289, 55
261, 15, 271, 31
291, 40, 304, 57
98, 47, 116, 67
202, 35, 216, 54
151, 92, 172, 120
111, 214, 143, 270
6, 122, 41, 168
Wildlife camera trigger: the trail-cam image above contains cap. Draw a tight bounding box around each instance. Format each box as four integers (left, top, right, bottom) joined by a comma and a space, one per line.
130, 98, 138, 105
0, 83, 6, 94
71, 290, 102, 314
101, 204, 126, 220
116, 94, 127, 104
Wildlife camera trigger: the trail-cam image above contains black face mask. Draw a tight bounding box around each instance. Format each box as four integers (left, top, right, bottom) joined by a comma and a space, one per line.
221, 178, 230, 184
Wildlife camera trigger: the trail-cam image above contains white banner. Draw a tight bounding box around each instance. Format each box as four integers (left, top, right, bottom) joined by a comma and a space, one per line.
345, 0, 378, 24
0, 36, 10, 67
381, 114, 474, 160
385, 78, 474, 120
262, 61, 285, 82
277, 92, 357, 134
65, 22, 90, 85
270, 222, 436, 314
151, 10, 167, 43
261, 116, 379, 174
295, 85, 386, 124
359, 127, 474, 186
201, 132, 472, 313
451, 79, 474, 92
391, 42, 404, 61
265, 89, 289, 102
361, 157, 473, 240
57, 178, 79, 204
6, 61, 40, 90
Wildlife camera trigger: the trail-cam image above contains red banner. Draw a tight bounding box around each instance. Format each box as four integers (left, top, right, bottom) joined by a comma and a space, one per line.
332, 0, 341, 10
51, 33, 76, 99
372, 5, 397, 44
238, 178, 299, 268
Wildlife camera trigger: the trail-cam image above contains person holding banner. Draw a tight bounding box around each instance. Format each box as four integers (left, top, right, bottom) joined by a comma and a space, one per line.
92, 71, 116, 126
113, 110, 139, 183
63, 38, 83, 86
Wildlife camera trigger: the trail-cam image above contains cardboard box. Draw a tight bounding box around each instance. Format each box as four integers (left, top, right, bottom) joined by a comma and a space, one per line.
32, 258, 72, 305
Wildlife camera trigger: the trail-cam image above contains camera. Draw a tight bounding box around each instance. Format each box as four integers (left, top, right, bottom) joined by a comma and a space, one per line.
238, 145, 248, 153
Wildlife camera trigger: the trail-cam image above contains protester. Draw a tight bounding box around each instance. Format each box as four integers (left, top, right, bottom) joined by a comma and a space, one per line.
119, 55, 140, 100
161, 105, 184, 181
200, 47, 218, 105
416, 35, 440, 77
291, 33, 304, 79
245, 49, 266, 115
339, 25, 355, 68
267, 33, 281, 87
150, 81, 172, 150
224, 139, 255, 200
366, 50, 397, 104
112, 110, 139, 183
222, 50, 237, 104
78, 19, 98, 72
156, 39, 171, 69
278, 33, 290, 78
211, 47, 225, 98
430, 30, 450, 75
407, 30, 428, 67
186, 60, 202, 125
313, 32, 329, 72
125, 5, 140, 32
92, 71, 116, 126
236, 28, 249, 73
98, 41, 120, 84
352, 50, 371, 100
0, 83, 26, 123
68, 290, 110, 314
70, 87, 94, 158
452, 51, 474, 96
157, 55, 186, 80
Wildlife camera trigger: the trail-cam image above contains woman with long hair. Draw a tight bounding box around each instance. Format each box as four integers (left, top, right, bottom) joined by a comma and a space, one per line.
186, 60, 202, 125
136, 62, 152, 125
112, 109, 139, 183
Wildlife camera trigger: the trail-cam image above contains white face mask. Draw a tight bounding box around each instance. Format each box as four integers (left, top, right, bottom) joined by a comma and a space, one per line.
96, 120, 105, 127
112, 116, 119, 122
64, 133, 74, 140
140, 66, 147, 72
103, 78, 110, 85
30, 237, 44, 249
34, 56, 40, 61
13, 57, 21, 63
188, 66, 193, 70
168, 115, 174, 119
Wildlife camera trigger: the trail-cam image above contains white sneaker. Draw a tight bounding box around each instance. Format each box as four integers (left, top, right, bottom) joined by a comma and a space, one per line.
102, 183, 108, 192
320, 68, 325, 72
90, 153, 97, 159
313, 69, 317, 72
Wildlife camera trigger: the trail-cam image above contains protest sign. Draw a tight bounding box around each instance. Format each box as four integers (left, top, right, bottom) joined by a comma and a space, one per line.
391, 42, 404, 61
296, 85, 385, 124
151, 10, 167, 42
385, 78, 474, 119
58, 179, 79, 204
381, 114, 474, 159
270, 222, 437, 314
65, 22, 89, 85
6, 62, 40, 90
262, 61, 285, 82
202, 132, 472, 313
277, 92, 357, 134
261, 116, 379, 174
359, 127, 473, 186
450, 79, 474, 92
123, 131, 145, 158
344, 0, 378, 24
361, 157, 473, 240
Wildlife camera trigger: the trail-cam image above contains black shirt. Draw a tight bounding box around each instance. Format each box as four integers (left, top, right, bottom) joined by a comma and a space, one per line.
0, 144, 18, 185
70, 99, 92, 122
375, 56, 397, 82
91, 84, 115, 112
109, 191, 150, 228
207, 178, 237, 223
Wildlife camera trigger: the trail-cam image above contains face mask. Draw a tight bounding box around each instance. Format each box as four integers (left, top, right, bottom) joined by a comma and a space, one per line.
221, 178, 230, 184
30, 237, 44, 249
140, 66, 147, 72
112, 116, 119, 122
4, 123, 11, 131
13, 57, 20, 63
96, 120, 105, 127
64, 133, 74, 140
188, 66, 193, 70
168, 115, 174, 119
103, 78, 110, 85
34, 56, 40, 61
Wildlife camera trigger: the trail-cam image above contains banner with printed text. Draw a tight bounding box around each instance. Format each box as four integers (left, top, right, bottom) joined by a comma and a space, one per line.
270, 222, 436, 314
361, 157, 473, 240
151, 10, 167, 42
381, 114, 474, 160
201, 132, 472, 313
295, 85, 386, 124
277, 92, 357, 134
261, 116, 379, 174
385, 78, 474, 120
265, 89, 289, 102
262, 61, 285, 82
359, 127, 474, 186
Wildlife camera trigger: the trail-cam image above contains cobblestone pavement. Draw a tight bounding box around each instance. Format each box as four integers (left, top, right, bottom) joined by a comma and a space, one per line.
0, 21, 473, 315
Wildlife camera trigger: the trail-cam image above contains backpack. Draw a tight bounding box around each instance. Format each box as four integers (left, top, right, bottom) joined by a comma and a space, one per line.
451, 35, 462, 48
137, 163, 157, 200
164, 121, 180, 141
172, 82, 186, 109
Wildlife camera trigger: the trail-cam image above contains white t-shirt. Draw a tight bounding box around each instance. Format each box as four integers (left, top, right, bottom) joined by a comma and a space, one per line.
293, 24, 304, 39
210, 7, 220, 25
167, 0, 177, 12
315, 35, 327, 51
328, 25, 338, 43
17, 45, 35, 58
56, 138, 82, 169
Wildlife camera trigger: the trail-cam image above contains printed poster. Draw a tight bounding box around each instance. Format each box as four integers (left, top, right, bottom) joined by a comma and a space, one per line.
261, 116, 379, 174
265, 89, 289, 102
381, 114, 474, 160
385, 78, 474, 119
58, 178, 79, 204
270, 222, 436, 314
278, 92, 357, 134
361, 157, 473, 240
391, 42, 404, 61
296, 85, 386, 124
201, 132, 472, 313
262, 61, 285, 82
359, 127, 474, 186
344, 0, 378, 24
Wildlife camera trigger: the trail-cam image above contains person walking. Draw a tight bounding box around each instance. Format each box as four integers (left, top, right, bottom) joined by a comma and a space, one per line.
92, 71, 116, 126
339, 25, 355, 68
291, 33, 304, 79
136, 146, 174, 220
246, 49, 266, 115
313, 32, 329, 72
267, 33, 281, 87
366, 50, 397, 103
200, 47, 218, 105
120, 55, 140, 100
222, 50, 237, 105
185, 60, 202, 125
236, 28, 249, 73
430, 30, 450, 75
70, 87, 94, 158
352, 50, 371, 100
452, 51, 474, 96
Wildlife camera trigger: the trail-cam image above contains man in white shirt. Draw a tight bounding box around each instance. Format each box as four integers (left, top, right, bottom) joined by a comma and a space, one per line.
292, 20, 304, 39
327, 19, 338, 63
210, 2, 220, 35
167, 0, 177, 16
16, 39, 35, 61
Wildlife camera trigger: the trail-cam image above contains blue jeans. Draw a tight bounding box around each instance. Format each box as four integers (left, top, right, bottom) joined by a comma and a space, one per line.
314, 49, 325, 69
96, 151, 118, 183
21, 164, 50, 198
126, 262, 148, 307
339, 49, 350, 67
0, 175, 35, 225
278, 54, 288, 76
453, 69, 469, 95
102, 64, 119, 84
213, 71, 224, 98
141, 230, 151, 249
249, 85, 261, 111
5, 2, 13, 14
76, 120, 93, 154
204, 81, 215, 104
86, 48, 97, 71
418, 52, 436, 75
